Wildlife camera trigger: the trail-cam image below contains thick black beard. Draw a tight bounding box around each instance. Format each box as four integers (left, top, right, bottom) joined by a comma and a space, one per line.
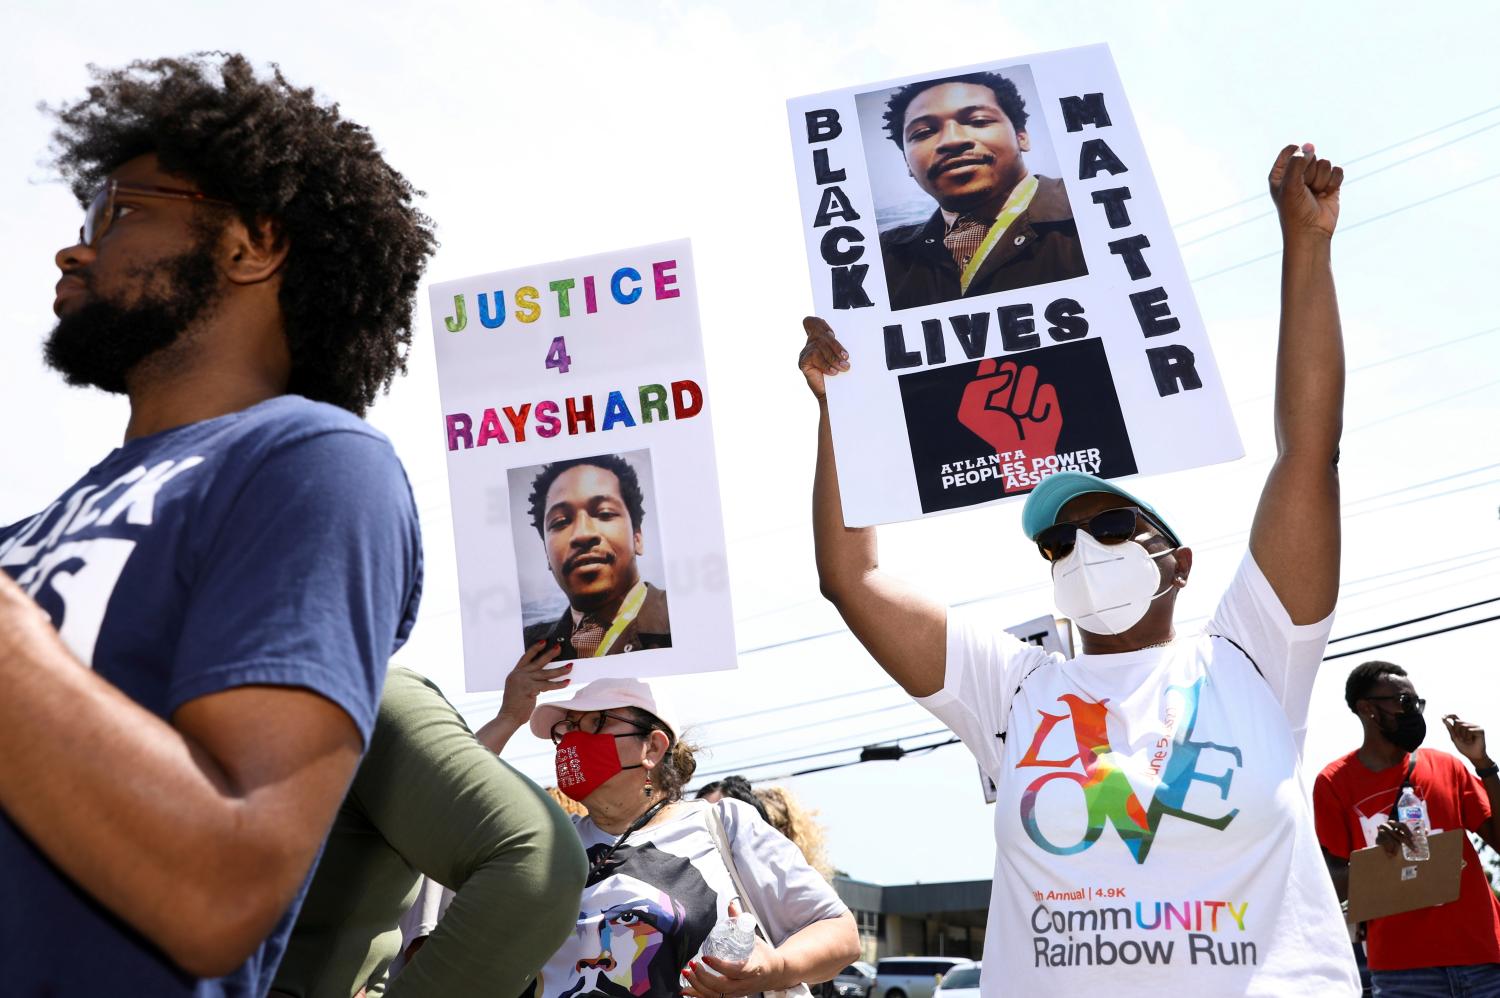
44, 246, 221, 395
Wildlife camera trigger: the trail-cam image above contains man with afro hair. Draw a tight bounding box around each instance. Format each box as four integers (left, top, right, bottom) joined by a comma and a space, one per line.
0, 54, 430, 995
877, 71, 1086, 310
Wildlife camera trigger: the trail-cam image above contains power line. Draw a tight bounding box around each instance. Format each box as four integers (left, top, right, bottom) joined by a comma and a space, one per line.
1328, 596, 1500, 644
1324, 612, 1500, 661
1341, 557, 1500, 603
696, 714, 940, 776
1347, 376, 1500, 434
690, 585, 1500, 768
1344, 461, 1500, 507
1179, 118, 1500, 248
782, 736, 963, 780
1192, 168, 1500, 283
695, 618, 1500, 784
691, 727, 949, 782
1340, 547, 1500, 590
501, 683, 902, 761
725, 453, 1500, 641
464, 477, 1500, 727
1333, 568, 1500, 625
704, 700, 915, 751
504, 595, 1500, 785
1174, 103, 1500, 226
1235, 326, 1500, 406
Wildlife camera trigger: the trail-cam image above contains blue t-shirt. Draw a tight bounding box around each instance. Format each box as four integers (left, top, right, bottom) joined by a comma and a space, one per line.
0, 395, 423, 997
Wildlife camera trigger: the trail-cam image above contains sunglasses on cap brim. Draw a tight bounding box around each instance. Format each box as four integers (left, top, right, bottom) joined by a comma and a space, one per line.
1034, 506, 1172, 563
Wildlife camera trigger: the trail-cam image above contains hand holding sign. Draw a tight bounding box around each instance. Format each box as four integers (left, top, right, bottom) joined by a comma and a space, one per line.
1269, 142, 1344, 238
957, 359, 1063, 462
798, 316, 851, 399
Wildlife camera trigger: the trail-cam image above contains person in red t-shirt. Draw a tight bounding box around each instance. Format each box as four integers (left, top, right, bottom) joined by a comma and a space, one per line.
1314, 660, 1500, 997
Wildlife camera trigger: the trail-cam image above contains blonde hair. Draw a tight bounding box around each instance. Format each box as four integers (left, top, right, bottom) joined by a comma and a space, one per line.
754, 785, 833, 880
545, 785, 589, 818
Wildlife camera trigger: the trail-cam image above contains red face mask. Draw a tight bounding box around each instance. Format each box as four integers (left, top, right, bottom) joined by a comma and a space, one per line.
555, 730, 644, 802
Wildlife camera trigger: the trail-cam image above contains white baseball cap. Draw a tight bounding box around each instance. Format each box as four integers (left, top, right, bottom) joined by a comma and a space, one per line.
528, 676, 679, 741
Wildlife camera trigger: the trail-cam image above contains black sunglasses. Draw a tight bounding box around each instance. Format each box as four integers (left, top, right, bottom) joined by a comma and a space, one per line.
1035, 506, 1170, 563
1364, 693, 1426, 715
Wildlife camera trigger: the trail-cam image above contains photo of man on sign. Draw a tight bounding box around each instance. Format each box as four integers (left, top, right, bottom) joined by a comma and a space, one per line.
860, 65, 1088, 310
511, 451, 672, 659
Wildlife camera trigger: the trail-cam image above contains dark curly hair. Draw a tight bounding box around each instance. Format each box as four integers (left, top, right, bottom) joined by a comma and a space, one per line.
883, 71, 1029, 148
528, 454, 646, 537
1345, 660, 1408, 713
44, 53, 436, 416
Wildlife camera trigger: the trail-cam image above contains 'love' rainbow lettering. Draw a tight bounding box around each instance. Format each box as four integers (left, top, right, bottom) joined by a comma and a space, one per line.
1017, 679, 1242, 863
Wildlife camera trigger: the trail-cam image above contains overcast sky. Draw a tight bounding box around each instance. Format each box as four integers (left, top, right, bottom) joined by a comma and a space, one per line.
4, 0, 1499, 886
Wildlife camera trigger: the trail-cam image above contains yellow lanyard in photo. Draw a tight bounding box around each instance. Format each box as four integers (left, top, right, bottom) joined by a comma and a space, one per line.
594, 581, 649, 656
958, 175, 1040, 294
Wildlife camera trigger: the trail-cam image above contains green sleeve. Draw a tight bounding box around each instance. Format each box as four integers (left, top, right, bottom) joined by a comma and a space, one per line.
363, 668, 587, 997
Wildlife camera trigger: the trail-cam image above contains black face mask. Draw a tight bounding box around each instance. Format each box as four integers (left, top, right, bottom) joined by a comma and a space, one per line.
1379, 710, 1427, 753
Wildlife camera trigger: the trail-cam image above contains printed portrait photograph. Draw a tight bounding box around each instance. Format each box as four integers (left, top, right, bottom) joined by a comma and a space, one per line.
855, 62, 1088, 311
508, 449, 672, 660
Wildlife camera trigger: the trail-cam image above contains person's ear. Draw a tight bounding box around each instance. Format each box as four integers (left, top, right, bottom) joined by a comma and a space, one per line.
1172, 546, 1193, 586
647, 729, 671, 766
220, 215, 288, 286
1017, 130, 1031, 153
634, 530, 644, 557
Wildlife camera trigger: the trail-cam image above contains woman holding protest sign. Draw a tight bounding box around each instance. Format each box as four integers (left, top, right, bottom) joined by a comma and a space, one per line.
458, 645, 859, 998
799, 145, 1358, 995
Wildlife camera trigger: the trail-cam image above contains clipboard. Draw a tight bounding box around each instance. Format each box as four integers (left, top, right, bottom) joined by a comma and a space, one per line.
1346, 829, 1465, 923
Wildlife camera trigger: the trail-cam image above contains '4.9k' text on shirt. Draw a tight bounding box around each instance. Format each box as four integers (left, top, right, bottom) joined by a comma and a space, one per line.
919, 554, 1359, 997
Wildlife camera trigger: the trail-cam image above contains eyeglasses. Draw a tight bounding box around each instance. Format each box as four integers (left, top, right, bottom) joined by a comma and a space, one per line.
1034, 506, 1169, 562
550, 710, 652, 745
1364, 693, 1427, 714
79, 180, 233, 247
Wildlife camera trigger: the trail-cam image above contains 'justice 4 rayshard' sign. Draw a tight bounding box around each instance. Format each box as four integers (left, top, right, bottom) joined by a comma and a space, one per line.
786, 44, 1242, 526
430, 240, 736, 692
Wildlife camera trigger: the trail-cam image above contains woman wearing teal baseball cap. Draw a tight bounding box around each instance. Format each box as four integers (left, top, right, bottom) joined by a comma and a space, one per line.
799, 145, 1357, 996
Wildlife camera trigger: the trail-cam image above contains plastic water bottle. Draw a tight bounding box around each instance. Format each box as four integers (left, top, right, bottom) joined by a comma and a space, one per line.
1396, 787, 1431, 861
703, 911, 758, 964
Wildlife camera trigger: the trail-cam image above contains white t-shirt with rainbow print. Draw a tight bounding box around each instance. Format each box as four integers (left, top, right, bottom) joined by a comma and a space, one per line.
920, 554, 1358, 996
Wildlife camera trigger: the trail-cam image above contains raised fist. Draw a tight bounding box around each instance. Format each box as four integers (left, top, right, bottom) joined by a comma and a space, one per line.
957, 358, 1063, 460
1268, 142, 1343, 238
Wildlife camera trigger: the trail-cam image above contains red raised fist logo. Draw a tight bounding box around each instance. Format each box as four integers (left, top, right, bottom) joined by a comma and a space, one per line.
957, 358, 1063, 460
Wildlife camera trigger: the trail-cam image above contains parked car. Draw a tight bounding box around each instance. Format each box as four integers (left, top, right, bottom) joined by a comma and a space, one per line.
931, 961, 980, 998
870, 957, 969, 998
832, 961, 877, 998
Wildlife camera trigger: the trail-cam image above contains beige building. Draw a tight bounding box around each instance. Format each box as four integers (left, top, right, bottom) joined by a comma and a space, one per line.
833, 877, 989, 961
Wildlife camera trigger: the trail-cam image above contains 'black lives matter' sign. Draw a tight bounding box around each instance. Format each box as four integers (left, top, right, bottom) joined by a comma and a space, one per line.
787, 44, 1242, 526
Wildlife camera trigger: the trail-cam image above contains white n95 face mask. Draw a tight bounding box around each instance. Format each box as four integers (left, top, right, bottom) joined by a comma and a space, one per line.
1051, 530, 1176, 636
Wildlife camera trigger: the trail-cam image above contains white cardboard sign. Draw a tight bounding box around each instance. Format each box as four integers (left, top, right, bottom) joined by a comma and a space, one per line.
429, 240, 736, 692
787, 44, 1242, 526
